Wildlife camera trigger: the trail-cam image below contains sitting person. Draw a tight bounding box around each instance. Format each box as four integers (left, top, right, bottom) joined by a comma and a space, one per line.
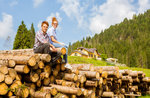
47, 17, 72, 69
33, 21, 60, 62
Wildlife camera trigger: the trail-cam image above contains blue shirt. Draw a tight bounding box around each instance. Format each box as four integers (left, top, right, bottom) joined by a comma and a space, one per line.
47, 26, 57, 44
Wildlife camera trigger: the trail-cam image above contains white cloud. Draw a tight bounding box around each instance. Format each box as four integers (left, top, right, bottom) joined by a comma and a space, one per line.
89, 0, 136, 34
37, 12, 62, 31
33, 0, 44, 8
138, 0, 150, 14
9, 0, 18, 7
58, 0, 85, 27
0, 13, 14, 39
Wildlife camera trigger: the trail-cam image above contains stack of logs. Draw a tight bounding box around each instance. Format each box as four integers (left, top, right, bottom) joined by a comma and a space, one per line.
0, 49, 150, 98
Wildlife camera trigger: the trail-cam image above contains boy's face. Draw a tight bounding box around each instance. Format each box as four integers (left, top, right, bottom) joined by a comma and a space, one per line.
42, 24, 48, 33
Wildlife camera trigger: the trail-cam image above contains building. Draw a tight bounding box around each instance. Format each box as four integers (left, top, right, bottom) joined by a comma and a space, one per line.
70, 47, 100, 58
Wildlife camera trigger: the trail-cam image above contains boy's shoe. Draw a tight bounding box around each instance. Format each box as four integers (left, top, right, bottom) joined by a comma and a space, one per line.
64, 63, 72, 70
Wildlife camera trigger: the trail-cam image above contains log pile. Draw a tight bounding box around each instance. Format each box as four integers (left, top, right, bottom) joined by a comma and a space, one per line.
0, 49, 150, 98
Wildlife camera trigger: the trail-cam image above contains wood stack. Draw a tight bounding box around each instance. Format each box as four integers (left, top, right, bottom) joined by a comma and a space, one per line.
0, 49, 149, 98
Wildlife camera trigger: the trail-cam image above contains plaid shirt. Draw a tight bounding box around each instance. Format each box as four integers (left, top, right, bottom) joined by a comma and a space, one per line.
34, 30, 49, 49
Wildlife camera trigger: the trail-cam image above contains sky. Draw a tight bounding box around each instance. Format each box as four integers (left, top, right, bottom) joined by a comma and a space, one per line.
0, 0, 150, 50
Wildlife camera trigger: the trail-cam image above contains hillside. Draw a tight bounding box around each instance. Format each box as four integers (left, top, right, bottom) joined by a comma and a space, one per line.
68, 9, 150, 68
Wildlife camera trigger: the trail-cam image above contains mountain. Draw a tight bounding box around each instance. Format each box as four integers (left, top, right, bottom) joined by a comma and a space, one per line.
68, 9, 150, 68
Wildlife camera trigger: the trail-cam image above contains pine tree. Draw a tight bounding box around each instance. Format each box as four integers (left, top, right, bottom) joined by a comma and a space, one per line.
29, 23, 35, 48
13, 21, 32, 49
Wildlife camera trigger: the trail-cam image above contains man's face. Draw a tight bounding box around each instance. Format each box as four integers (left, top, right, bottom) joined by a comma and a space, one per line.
41, 24, 48, 33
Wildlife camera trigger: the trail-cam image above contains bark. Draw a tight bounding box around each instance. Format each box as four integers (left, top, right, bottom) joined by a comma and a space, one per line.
71, 64, 94, 71
85, 80, 98, 87
50, 84, 82, 96
63, 73, 78, 82
102, 92, 114, 97
34, 91, 51, 98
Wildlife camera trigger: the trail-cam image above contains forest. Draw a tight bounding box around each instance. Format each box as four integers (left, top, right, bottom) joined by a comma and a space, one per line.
68, 9, 150, 68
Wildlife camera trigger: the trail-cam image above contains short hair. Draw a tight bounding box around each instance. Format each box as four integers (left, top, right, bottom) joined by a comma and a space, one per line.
52, 17, 58, 25
41, 21, 49, 27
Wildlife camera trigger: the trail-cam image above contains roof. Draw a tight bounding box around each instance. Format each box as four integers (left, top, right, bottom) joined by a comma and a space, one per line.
73, 50, 88, 56
77, 47, 97, 53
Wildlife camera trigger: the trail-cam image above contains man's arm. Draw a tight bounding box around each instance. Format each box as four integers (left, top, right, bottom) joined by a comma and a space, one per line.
51, 36, 65, 45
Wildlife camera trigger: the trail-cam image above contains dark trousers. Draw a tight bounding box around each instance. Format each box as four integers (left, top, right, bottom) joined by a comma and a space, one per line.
34, 43, 52, 54
34, 43, 61, 63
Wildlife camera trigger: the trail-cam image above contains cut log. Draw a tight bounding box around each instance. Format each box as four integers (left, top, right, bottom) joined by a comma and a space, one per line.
44, 65, 52, 74
129, 71, 138, 77
50, 84, 82, 96
95, 66, 119, 71
79, 71, 100, 79
94, 66, 103, 73
0, 59, 15, 67
41, 87, 57, 96
34, 91, 51, 98
54, 93, 69, 98
39, 54, 51, 62
63, 73, 78, 81
55, 79, 64, 85
102, 92, 114, 97
0, 65, 8, 74
56, 47, 66, 55
77, 75, 86, 83
142, 77, 150, 82
5, 75, 13, 85
107, 71, 119, 78
85, 80, 98, 87
71, 64, 94, 71
24, 72, 39, 82
36, 79, 41, 87
40, 72, 50, 79
15, 87, 29, 98
0, 83, 8, 95
38, 61, 45, 69
0, 72, 4, 82
101, 71, 108, 78
14, 65, 30, 74
8, 68, 17, 80
25, 83, 36, 90
43, 78, 50, 86
50, 75, 55, 83
53, 69, 59, 77
0, 55, 36, 67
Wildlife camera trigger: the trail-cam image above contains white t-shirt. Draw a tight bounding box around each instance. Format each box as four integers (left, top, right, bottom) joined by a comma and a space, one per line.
47, 26, 57, 44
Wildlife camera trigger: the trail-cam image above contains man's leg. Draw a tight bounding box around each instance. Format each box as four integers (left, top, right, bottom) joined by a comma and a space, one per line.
34, 43, 51, 54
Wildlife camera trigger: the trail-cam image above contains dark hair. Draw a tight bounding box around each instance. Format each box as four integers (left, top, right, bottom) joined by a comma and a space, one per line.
41, 21, 49, 27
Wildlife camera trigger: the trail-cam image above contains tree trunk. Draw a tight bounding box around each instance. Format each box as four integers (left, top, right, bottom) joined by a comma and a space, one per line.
15, 87, 29, 98
50, 84, 82, 96
43, 78, 50, 86
8, 68, 17, 80
71, 64, 94, 71
38, 61, 45, 69
77, 75, 86, 83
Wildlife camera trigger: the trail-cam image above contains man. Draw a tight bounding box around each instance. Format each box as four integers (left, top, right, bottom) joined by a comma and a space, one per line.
33, 21, 56, 54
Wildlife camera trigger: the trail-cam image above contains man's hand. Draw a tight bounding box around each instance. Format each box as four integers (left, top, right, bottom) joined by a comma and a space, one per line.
50, 44, 57, 52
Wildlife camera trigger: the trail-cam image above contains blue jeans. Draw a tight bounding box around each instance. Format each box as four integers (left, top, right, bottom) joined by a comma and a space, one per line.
53, 43, 68, 63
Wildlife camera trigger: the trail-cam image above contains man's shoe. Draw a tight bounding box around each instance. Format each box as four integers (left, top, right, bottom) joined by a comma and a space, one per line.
64, 63, 72, 70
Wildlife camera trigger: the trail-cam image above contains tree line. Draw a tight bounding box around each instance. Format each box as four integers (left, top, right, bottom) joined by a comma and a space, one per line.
68, 9, 150, 68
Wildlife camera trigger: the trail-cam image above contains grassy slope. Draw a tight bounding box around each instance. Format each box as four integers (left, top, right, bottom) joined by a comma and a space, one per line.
68, 56, 150, 98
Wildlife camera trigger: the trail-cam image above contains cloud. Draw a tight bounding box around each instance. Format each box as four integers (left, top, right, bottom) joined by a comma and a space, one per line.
0, 13, 14, 39
89, 0, 136, 34
9, 0, 18, 7
33, 0, 45, 8
138, 0, 150, 14
58, 0, 85, 27
37, 12, 62, 31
